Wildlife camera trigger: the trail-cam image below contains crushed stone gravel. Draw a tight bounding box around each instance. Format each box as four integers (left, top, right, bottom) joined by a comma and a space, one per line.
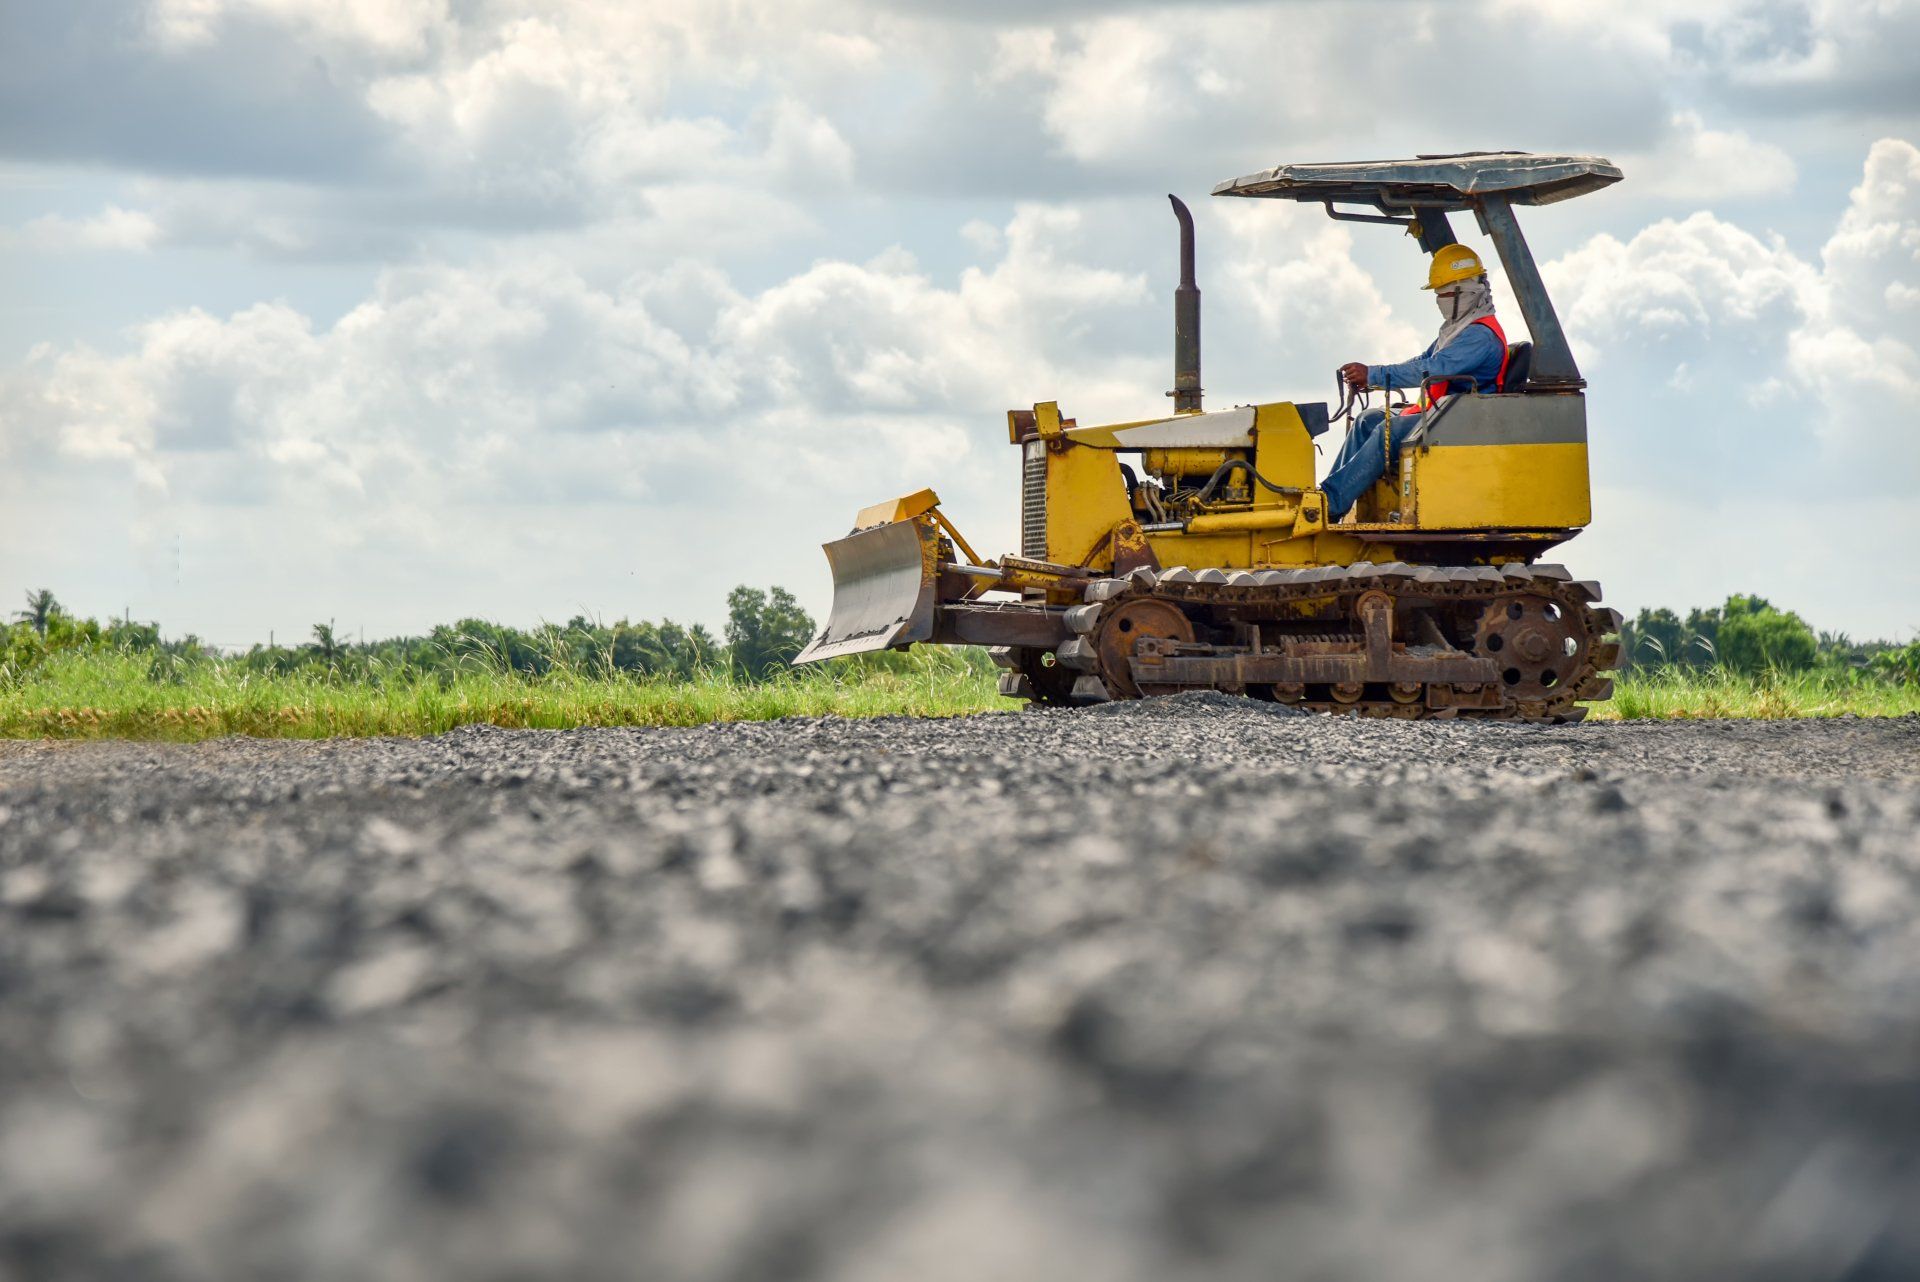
3, 700, 1919, 1281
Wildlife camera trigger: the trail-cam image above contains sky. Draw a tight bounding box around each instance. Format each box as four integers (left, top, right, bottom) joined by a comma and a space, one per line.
1, 0, 1917, 647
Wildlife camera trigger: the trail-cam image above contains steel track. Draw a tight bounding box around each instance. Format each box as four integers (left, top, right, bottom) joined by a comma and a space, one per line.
995, 561, 1622, 723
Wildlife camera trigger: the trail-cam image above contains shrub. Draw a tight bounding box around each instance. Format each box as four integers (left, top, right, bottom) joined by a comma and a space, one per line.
1716, 595, 1816, 675
725, 586, 816, 680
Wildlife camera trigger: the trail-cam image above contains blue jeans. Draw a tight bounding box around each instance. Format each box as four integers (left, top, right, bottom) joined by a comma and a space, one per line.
1323, 408, 1413, 519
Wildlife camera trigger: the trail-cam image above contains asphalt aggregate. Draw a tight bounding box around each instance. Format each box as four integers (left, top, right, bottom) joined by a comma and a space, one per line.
2, 697, 1919, 1281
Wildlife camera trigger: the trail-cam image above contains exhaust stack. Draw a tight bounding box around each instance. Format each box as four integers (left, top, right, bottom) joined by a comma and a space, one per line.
1168, 194, 1202, 413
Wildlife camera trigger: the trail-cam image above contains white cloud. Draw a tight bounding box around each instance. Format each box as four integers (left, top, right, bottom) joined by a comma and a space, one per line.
1217, 200, 1425, 376
989, 3, 1681, 181
1007, 18, 1187, 166
2, 342, 161, 483
1705, 0, 1920, 111
368, 16, 628, 152
721, 207, 1147, 423
1631, 111, 1799, 200
1547, 212, 1818, 354
61, 0, 866, 250
149, 0, 449, 55
0, 204, 1151, 600
0, 196, 1172, 636
6, 206, 162, 252
764, 101, 857, 187
1787, 138, 1920, 463
1544, 138, 1920, 491
8, 0, 1892, 262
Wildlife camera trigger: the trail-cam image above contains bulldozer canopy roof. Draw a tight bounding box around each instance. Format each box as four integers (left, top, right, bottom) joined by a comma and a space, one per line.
1211, 152, 1621, 210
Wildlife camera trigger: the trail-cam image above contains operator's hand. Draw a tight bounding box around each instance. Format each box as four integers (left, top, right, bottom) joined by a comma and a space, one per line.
1339, 362, 1369, 389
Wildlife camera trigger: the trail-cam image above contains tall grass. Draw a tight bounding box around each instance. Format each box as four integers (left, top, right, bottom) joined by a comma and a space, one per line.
1, 649, 1913, 742
0, 648, 1017, 741
1596, 666, 1920, 721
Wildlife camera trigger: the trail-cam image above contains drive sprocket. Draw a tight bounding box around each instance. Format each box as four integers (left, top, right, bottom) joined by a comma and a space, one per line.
1473, 592, 1589, 704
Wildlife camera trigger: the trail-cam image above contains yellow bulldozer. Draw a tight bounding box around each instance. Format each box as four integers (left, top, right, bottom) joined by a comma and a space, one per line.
795, 152, 1625, 722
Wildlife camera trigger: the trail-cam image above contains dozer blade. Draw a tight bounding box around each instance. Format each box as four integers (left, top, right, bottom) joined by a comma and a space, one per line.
793, 516, 941, 664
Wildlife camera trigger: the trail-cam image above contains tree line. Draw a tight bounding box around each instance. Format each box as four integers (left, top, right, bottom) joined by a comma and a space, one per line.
3, 586, 822, 683
8, 586, 1917, 685
1618, 594, 1919, 681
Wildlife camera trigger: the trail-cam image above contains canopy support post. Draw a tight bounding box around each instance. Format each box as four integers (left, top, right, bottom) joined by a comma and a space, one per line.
1478, 195, 1581, 387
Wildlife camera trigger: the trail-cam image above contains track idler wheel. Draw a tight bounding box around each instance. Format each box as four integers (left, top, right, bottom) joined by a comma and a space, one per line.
1093, 598, 1194, 698
993, 646, 1084, 707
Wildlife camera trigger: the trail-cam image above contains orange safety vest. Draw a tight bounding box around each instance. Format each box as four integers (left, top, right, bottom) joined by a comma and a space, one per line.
1396, 315, 1510, 415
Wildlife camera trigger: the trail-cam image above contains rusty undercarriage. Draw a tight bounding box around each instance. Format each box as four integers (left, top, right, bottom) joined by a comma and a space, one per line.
988, 560, 1620, 723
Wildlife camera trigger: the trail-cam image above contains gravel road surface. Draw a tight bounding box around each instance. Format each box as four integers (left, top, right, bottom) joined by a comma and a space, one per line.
3, 699, 1919, 1281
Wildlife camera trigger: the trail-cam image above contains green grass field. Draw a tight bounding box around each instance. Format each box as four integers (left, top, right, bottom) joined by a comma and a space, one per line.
1603, 667, 1920, 721
1, 649, 1914, 741
0, 649, 1015, 741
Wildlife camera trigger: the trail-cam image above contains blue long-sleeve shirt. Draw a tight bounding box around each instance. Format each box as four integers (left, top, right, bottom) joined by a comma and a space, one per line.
1367, 321, 1505, 396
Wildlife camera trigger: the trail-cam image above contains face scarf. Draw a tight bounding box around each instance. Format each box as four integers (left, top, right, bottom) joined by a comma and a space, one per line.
1433, 275, 1494, 353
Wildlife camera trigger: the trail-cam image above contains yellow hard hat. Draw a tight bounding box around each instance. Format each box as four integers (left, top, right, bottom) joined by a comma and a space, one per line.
1423, 243, 1487, 290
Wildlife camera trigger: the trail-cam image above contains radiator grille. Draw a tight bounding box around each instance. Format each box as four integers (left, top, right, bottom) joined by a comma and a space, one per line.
1020, 441, 1047, 559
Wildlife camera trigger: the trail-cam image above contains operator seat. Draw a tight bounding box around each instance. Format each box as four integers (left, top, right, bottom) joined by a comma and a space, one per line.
1500, 341, 1533, 392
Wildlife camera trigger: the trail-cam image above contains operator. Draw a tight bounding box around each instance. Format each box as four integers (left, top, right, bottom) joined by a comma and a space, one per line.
1324, 243, 1509, 520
